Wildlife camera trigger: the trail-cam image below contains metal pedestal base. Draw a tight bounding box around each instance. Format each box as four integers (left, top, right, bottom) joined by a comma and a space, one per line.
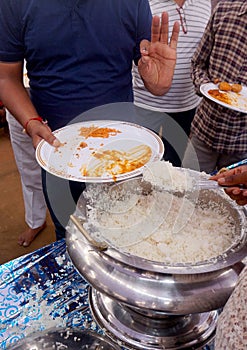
89, 288, 217, 350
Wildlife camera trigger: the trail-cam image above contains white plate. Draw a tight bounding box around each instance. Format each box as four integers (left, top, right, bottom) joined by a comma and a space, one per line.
200, 82, 247, 113
36, 120, 164, 182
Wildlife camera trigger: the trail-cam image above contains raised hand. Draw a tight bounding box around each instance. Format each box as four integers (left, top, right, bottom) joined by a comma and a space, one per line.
138, 12, 180, 96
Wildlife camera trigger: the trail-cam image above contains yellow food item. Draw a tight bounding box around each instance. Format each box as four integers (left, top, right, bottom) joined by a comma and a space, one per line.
231, 84, 242, 93
79, 126, 121, 139
80, 144, 152, 179
219, 82, 231, 91
218, 82, 242, 93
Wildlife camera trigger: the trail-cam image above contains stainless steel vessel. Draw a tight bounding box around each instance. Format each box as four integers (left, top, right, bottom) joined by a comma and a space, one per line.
66, 185, 247, 350
7, 327, 121, 350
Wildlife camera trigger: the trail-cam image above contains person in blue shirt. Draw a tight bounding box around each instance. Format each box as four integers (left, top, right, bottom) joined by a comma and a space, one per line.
0, 0, 179, 143
0, 0, 179, 239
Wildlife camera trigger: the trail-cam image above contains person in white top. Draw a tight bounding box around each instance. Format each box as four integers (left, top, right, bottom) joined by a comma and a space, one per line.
132, 0, 211, 166
6, 63, 47, 247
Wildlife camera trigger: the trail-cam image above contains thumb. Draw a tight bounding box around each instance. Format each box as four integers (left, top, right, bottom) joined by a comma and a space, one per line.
140, 55, 150, 64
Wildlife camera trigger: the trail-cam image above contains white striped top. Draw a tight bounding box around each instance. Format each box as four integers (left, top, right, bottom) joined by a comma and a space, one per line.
132, 0, 211, 112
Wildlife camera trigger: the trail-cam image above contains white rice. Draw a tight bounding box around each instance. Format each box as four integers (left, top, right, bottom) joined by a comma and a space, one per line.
142, 160, 196, 193
83, 186, 236, 264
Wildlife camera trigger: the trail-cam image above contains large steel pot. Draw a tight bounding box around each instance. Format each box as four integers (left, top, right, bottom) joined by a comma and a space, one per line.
66, 183, 247, 349
67, 188, 246, 315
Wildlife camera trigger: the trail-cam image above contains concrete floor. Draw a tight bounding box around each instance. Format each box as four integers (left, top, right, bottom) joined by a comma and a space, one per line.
0, 126, 56, 265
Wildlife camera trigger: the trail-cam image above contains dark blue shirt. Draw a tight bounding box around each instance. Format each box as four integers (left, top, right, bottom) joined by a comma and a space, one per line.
0, 0, 152, 130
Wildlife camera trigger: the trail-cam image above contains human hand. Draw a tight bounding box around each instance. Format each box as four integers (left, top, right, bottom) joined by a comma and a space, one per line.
138, 12, 179, 96
25, 119, 61, 149
210, 165, 247, 206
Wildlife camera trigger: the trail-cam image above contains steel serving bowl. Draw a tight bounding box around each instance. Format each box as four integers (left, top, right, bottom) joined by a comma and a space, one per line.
66, 180, 247, 315
7, 327, 121, 350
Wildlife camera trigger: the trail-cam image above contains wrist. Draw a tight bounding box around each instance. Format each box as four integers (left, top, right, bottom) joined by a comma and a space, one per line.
23, 117, 47, 135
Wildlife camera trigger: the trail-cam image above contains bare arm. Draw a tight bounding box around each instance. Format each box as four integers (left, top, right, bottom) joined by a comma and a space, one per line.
0, 61, 60, 148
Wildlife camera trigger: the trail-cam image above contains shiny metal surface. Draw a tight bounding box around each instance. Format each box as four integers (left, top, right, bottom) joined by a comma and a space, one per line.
66, 188, 246, 314
67, 221, 244, 314
90, 288, 217, 350
66, 186, 246, 349
7, 327, 121, 349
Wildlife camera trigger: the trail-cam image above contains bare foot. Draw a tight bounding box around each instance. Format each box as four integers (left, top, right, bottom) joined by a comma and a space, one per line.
18, 222, 47, 247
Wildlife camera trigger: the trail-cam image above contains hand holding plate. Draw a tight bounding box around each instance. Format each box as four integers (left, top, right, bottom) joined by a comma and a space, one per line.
26, 119, 61, 149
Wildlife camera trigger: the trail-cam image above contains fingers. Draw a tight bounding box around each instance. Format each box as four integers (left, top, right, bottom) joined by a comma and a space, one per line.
151, 15, 161, 43
151, 12, 179, 47
225, 187, 242, 196
210, 165, 247, 206
212, 170, 231, 180
236, 198, 247, 205
28, 122, 61, 148
218, 172, 247, 187
159, 12, 169, 44
224, 188, 247, 206
170, 21, 180, 50
210, 165, 247, 180
33, 132, 61, 149
151, 12, 169, 44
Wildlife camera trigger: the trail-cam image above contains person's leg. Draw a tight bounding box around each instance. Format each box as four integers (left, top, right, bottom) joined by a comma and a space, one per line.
182, 134, 218, 174
164, 109, 196, 167
6, 112, 47, 246
42, 171, 84, 240
41, 170, 66, 240
169, 109, 196, 138
161, 137, 181, 167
